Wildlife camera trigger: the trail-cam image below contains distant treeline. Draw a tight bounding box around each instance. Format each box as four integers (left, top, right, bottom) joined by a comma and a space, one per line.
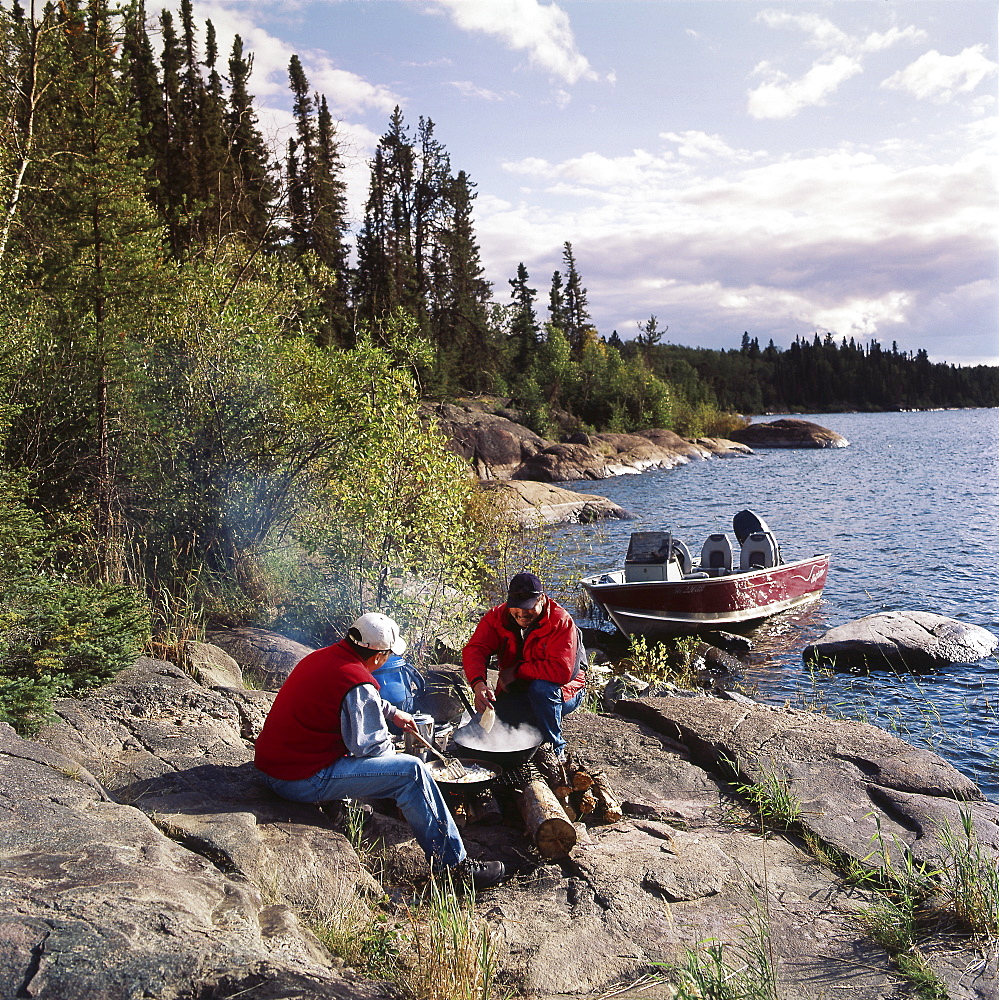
642, 333, 999, 415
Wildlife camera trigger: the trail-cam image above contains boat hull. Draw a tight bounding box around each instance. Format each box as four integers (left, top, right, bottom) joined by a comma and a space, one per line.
582, 554, 830, 636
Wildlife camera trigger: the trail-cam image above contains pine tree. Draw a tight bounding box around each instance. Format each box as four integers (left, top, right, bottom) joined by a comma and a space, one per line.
430, 169, 494, 392
548, 269, 567, 332
508, 262, 538, 372
561, 241, 590, 354
283, 55, 352, 343
5, 0, 170, 580
226, 34, 276, 244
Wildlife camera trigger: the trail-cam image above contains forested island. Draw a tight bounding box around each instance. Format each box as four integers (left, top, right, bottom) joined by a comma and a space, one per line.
1, 0, 997, 733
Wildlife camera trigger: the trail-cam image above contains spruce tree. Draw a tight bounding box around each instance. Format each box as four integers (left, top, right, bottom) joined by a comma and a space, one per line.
561, 241, 590, 355
508, 262, 539, 373
226, 34, 276, 244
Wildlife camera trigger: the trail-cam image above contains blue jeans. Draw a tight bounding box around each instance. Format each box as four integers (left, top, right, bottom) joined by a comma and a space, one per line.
497, 679, 583, 759
263, 753, 465, 868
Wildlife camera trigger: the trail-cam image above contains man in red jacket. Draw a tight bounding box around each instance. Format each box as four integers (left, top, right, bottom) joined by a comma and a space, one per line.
462, 573, 586, 762
255, 612, 505, 890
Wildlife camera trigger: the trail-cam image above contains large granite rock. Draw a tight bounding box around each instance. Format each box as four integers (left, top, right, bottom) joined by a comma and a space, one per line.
803, 611, 999, 670
512, 430, 717, 482
7, 649, 996, 1000
421, 400, 547, 479
0, 711, 390, 1000
730, 418, 849, 448
481, 479, 634, 526
207, 627, 313, 690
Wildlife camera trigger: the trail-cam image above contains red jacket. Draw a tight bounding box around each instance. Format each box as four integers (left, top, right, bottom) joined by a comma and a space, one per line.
462, 598, 585, 703
254, 640, 378, 781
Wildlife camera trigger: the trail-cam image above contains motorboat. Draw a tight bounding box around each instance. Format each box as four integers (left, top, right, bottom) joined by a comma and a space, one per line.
580, 510, 829, 636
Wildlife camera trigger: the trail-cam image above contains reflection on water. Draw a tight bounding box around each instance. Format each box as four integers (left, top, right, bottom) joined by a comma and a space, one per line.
549, 409, 999, 800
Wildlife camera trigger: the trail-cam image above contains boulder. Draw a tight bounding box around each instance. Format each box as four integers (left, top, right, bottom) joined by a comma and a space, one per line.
207, 627, 313, 690
730, 418, 849, 448
803, 611, 999, 670
693, 436, 754, 456
513, 431, 711, 482
421, 400, 547, 479
482, 479, 634, 526
614, 696, 999, 871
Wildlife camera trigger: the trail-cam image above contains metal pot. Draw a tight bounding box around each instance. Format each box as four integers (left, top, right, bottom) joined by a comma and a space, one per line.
449, 712, 545, 768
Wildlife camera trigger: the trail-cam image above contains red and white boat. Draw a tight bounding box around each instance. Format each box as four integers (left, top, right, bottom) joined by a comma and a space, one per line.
581, 510, 829, 636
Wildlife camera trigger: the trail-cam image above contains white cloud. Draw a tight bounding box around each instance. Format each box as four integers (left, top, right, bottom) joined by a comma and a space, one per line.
434, 0, 598, 84
660, 130, 762, 162
748, 10, 925, 119
748, 55, 862, 119
480, 134, 997, 351
449, 81, 508, 102
882, 46, 998, 102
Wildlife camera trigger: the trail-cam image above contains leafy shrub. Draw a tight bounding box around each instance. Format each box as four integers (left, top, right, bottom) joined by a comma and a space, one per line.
0, 475, 149, 734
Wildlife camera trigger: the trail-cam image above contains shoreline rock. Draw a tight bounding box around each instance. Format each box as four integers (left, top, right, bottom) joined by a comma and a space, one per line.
481, 480, 634, 526
803, 610, 999, 669
3, 638, 995, 999
422, 398, 753, 483
730, 417, 849, 449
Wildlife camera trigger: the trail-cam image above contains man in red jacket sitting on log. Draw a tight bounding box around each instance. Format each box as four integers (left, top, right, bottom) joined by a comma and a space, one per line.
255, 612, 505, 890
462, 573, 586, 763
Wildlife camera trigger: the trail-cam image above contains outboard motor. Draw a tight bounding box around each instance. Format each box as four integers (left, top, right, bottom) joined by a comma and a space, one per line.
733, 509, 771, 545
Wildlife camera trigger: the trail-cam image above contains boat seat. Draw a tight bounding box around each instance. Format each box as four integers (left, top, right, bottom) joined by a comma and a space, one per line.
671, 538, 693, 575
700, 533, 734, 574
740, 531, 779, 571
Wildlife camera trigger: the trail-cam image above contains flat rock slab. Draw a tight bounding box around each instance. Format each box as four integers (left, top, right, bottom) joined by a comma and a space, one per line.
804, 611, 999, 669
0, 721, 390, 1000
481, 480, 634, 526
615, 696, 999, 871
730, 418, 849, 448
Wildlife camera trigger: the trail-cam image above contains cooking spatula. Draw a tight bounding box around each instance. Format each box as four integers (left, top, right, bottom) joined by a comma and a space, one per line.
479, 704, 496, 733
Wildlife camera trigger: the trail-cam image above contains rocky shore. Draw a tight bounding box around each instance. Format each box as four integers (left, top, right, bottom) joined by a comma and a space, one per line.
3, 633, 996, 1000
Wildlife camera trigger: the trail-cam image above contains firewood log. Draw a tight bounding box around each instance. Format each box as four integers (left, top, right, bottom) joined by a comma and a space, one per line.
575, 789, 597, 815
591, 770, 623, 822
571, 769, 594, 791
517, 778, 577, 858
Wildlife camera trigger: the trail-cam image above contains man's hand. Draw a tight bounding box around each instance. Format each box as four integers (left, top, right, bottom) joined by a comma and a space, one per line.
472, 681, 496, 714
392, 709, 418, 734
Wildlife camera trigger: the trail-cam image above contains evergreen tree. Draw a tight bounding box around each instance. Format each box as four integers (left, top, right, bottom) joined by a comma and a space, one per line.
4, 0, 171, 580
561, 241, 590, 354
429, 169, 495, 392
225, 34, 276, 244
508, 262, 539, 372
283, 56, 352, 343
548, 269, 566, 332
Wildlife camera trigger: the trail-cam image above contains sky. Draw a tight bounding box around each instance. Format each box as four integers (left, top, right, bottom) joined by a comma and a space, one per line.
184, 0, 998, 365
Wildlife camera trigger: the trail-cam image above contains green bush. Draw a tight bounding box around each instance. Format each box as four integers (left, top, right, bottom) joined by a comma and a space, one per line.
0, 474, 149, 734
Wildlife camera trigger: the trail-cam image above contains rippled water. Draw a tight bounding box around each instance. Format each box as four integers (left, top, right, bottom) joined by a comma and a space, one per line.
550, 409, 999, 800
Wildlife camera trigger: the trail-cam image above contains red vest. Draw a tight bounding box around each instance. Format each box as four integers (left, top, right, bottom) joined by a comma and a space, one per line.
254, 640, 378, 781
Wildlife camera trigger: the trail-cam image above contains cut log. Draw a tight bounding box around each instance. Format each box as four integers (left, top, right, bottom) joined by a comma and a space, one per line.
573, 789, 597, 816
517, 778, 578, 858
571, 769, 594, 791
591, 770, 623, 822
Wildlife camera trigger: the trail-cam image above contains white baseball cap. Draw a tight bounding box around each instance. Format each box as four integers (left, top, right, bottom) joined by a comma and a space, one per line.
347, 612, 407, 655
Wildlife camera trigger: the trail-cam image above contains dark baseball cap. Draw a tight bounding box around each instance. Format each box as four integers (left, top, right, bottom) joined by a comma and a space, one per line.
507, 571, 544, 609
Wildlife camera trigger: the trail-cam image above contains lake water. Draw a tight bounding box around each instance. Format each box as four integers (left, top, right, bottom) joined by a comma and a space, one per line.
550, 409, 999, 801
